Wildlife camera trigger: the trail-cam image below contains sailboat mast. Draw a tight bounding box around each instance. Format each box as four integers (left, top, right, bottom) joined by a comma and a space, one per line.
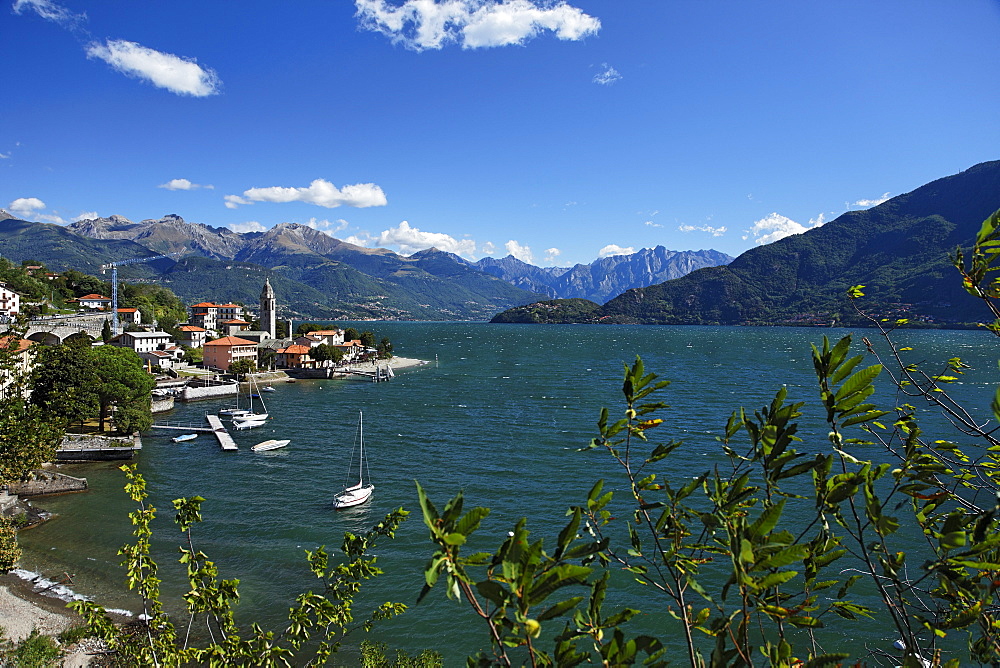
358, 411, 364, 486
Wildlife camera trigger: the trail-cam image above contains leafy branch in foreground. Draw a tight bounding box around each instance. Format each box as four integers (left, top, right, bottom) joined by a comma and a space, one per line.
70, 465, 411, 666
420, 327, 1000, 666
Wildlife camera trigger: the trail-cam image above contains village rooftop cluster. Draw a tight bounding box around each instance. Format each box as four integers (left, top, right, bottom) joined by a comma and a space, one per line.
0, 276, 377, 377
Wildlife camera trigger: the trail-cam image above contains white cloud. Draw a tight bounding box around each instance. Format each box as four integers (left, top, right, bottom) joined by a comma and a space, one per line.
85, 39, 221, 97
598, 244, 634, 258
343, 234, 370, 247
224, 195, 250, 209
505, 239, 533, 263
228, 179, 387, 209
8, 197, 46, 218
678, 224, 727, 237
543, 247, 561, 263
73, 211, 99, 222
228, 221, 267, 234
7, 196, 62, 222
13, 0, 85, 27
644, 220, 663, 228
0, 152, 10, 159
481, 241, 496, 255
375, 220, 477, 257
304, 217, 349, 233
593, 63, 621, 85
852, 192, 891, 207
744, 212, 827, 245
159, 178, 213, 191
355, 0, 600, 51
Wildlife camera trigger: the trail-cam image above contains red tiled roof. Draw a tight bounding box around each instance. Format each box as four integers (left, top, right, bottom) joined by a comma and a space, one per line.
0, 337, 32, 354
204, 336, 257, 347
178, 325, 206, 332
79, 294, 109, 300
221, 319, 250, 324
191, 301, 218, 308
117, 308, 138, 313
278, 344, 311, 354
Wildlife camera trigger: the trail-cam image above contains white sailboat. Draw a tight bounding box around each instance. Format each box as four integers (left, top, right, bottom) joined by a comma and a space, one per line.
232, 373, 268, 427
332, 411, 374, 509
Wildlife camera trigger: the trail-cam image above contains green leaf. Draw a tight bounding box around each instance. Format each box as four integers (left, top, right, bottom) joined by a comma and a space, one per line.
834, 365, 882, 402
748, 499, 785, 539
756, 570, 798, 589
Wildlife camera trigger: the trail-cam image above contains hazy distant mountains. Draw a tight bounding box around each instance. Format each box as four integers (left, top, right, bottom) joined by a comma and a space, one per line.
472, 247, 733, 303
493, 160, 1000, 326
0, 211, 729, 320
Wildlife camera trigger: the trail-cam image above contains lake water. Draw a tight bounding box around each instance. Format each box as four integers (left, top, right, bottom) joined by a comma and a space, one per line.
17, 323, 1000, 663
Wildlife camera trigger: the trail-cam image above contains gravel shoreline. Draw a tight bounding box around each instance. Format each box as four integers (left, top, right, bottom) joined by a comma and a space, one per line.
0, 572, 81, 641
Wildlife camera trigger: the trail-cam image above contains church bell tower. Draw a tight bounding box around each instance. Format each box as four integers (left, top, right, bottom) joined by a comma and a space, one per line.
260, 278, 276, 339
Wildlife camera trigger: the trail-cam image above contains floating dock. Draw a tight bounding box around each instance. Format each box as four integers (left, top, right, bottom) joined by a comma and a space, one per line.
205, 415, 238, 451
151, 417, 237, 451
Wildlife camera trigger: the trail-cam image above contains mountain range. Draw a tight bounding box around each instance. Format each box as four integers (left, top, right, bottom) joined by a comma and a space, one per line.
0, 210, 729, 320
492, 160, 1000, 326
470, 247, 732, 303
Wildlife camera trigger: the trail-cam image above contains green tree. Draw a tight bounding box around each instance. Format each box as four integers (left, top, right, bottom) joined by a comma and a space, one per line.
377, 336, 393, 359
295, 323, 325, 337
0, 326, 64, 485
343, 327, 360, 342
360, 330, 376, 349
31, 343, 99, 428
312, 343, 331, 363
91, 346, 155, 433
259, 349, 276, 371
100, 319, 112, 343
182, 345, 203, 365
229, 358, 257, 379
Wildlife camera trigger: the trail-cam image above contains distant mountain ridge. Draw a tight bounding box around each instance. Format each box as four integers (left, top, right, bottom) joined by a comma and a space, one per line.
3, 215, 543, 320
473, 247, 733, 303
493, 160, 1000, 326
57, 213, 733, 311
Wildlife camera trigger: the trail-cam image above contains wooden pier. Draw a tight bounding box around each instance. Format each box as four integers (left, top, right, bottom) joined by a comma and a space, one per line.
205, 415, 238, 451
344, 365, 395, 382
151, 416, 238, 451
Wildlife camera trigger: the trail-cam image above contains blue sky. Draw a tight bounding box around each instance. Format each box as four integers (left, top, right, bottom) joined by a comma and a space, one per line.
3, 0, 999, 267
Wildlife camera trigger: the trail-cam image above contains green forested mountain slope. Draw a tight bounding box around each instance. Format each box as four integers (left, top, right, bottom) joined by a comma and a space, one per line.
495, 161, 1000, 326
0, 218, 541, 320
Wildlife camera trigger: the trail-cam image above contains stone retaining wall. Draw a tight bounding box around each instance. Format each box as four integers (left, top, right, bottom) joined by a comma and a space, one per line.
151, 397, 175, 413
179, 384, 239, 402
9, 471, 88, 497
57, 433, 141, 461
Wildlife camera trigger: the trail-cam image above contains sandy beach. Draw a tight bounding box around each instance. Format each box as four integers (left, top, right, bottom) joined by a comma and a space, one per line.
0, 572, 80, 641
384, 355, 430, 370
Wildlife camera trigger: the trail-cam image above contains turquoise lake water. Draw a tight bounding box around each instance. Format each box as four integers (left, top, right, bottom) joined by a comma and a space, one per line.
17, 323, 1000, 663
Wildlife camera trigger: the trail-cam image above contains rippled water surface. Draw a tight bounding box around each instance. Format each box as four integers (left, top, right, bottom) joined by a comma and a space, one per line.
18, 323, 999, 662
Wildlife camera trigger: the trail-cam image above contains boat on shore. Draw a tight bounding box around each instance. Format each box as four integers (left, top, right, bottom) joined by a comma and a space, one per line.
252, 439, 289, 452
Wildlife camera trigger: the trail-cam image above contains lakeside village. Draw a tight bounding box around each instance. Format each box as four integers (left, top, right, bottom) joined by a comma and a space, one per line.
0, 273, 409, 532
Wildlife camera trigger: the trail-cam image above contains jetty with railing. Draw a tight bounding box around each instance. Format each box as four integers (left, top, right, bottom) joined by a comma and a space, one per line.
150, 415, 238, 451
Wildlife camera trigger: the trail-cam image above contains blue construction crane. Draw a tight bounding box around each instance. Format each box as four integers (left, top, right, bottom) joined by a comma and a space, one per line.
100, 253, 180, 336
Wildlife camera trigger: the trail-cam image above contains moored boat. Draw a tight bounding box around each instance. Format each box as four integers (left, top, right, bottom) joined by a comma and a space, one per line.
332, 411, 375, 509
252, 439, 289, 452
